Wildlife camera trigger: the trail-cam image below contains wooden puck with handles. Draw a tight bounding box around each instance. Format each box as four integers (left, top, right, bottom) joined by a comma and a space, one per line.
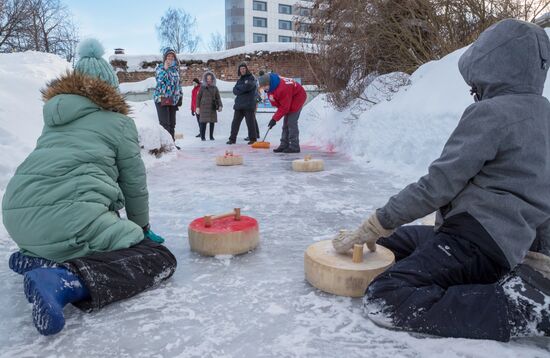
304, 239, 394, 297
216, 150, 243, 166
188, 208, 259, 256
292, 155, 324, 172
174, 133, 184, 140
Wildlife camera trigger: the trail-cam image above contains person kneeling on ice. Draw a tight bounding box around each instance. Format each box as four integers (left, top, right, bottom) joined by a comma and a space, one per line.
1, 39, 177, 336
332, 19, 550, 342
257, 72, 307, 153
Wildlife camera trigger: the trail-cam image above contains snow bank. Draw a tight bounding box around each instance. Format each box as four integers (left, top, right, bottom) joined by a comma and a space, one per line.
119, 77, 156, 93
110, 42, 316, 72
301, 28, 550, 183
0, 51, 71, 190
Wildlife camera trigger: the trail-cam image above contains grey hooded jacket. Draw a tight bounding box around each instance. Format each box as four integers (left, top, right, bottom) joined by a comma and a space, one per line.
376, 19, 550, 268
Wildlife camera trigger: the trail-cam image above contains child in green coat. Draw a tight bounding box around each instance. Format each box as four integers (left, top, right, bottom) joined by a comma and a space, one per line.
2, 39, 177, 336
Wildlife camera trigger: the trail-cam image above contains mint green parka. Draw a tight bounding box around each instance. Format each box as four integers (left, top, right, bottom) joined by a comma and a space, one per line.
2, 72, 149, 262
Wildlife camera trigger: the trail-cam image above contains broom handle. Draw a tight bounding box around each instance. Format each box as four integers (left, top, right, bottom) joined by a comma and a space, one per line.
261, 127, 271, 142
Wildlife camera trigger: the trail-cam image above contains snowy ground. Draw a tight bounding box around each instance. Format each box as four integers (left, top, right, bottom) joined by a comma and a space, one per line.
1, 109, 549, 357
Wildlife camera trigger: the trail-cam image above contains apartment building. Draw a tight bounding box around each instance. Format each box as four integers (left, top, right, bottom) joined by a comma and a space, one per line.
225, 0, 313, 49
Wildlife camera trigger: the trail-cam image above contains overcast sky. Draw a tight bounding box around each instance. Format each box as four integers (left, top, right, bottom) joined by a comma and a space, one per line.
65, 0, 225, 55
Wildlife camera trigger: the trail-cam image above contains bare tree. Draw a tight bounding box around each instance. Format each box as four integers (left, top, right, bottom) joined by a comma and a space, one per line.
301, 0, 549, 109
0, 0, 30, 51
208, 31, 224, 52
156, 8, 200, 53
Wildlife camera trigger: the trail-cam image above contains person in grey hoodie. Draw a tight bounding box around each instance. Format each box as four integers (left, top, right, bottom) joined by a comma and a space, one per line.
332, 19, 550, 341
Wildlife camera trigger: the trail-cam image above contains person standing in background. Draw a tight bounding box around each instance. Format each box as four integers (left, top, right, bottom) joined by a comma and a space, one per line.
227, 62, 259, 145
196, 71, 222, 141
191, 78, 201, 138
153, 48, 182, 145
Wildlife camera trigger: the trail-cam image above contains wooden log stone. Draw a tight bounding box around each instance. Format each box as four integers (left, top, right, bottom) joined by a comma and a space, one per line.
304, 240, 395, 297
188, 212, 259, 256
216, 151, 243, 166
292, 155, 324, 172
174, 133, 184, 140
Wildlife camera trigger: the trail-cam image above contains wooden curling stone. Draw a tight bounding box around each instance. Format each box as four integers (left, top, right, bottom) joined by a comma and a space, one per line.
188, 208, 260, 256
216, 150, 243, 166
174, 133, 184, 140
304, 240, 394, 297
292, 155, 324, 172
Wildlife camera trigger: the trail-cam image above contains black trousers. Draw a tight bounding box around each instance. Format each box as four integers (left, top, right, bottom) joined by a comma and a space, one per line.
64, 240, 177, 312
229, 109, 258, 141
196, 114, 201, 133
199, 122, 215, 140
155, 102, 177, 140
366, 225, 511, 341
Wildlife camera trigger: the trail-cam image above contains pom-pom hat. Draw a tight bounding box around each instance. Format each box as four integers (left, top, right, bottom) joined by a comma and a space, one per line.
75, 38, 119, 88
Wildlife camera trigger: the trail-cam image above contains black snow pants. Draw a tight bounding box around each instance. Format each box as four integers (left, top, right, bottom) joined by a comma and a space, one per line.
155, 102, 177, 140
229, 109, 259, 141
366, 214, 512, 341
63, 240, 177, 312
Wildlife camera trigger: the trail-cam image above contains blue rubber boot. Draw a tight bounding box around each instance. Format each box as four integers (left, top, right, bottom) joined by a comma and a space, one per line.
9, 251, 57, 275
23, 267, 90, 335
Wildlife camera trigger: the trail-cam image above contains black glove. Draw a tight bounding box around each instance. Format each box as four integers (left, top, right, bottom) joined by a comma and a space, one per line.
268, 119, 277, 129
192, 111, 195, 116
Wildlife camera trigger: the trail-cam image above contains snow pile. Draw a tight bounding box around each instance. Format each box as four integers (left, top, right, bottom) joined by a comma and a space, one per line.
110, 42, 316, 72
0, 51, 71, 190
119, 77, 156, 93
301, 28, 550, 183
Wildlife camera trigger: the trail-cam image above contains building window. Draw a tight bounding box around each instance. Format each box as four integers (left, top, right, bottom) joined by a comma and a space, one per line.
296, 22, 310, 32
279, 4, 292, 14
253, 1, 267, 11
253, 17, 267, 28
279, 35, 292, 43
297, 7, 311, 16
300, 37, 313, 44
279, 20, 292, 30
253, 33, 268, 43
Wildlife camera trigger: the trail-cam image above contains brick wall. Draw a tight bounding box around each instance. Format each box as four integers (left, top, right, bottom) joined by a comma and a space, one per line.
113, 51, 318, 86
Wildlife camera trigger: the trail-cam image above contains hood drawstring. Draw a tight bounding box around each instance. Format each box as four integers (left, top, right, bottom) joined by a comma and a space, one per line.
470, 86, 481, 102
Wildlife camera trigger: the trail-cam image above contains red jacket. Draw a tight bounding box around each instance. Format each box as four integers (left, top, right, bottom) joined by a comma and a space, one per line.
191, 85, 200, 112
268, 76, 307, 121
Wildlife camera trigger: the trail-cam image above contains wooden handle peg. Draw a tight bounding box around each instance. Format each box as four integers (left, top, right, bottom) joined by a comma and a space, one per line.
304, 155, 312, 161
352, 244, 364, 263
204, 208, 242, 227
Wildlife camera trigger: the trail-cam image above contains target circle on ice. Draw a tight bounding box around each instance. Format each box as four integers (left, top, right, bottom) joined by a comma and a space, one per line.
304, 240, 394, 297
188, 208, 259, 256
292, 155, 324, 172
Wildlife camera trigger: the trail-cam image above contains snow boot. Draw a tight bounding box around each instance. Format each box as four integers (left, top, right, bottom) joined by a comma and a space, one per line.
9, 251, 57, 275
247, 139, 256, 145
244, 137, 250, 141
24, 267, 90, 336
226, 139, 236, 145
195, 133, 200, 138
273, 146, 287, 153
503, 264, 550, 338
283, 148, 300, 153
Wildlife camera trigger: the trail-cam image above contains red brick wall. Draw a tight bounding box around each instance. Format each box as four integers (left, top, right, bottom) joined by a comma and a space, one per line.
113, 51, 318, 86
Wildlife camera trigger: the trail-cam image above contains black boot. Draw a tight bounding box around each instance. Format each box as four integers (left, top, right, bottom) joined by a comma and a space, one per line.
503, 264, 550, 338
247, 139, 257, 145
244, 137, 250, 141
283, 147, 301, 153
195, 134, 201, 138
273, 146, 287, 153
227, 139, 236, 145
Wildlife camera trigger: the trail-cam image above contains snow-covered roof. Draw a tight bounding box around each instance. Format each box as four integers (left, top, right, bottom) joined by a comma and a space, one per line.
110, 42, 317, 72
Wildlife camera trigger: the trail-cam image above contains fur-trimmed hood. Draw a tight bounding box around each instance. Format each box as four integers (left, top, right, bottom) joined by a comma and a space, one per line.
201, 71, 217, 87
42, 71, 129, 116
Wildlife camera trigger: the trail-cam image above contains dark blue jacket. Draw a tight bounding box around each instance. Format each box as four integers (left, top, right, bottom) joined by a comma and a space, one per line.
233, 72, 258, 110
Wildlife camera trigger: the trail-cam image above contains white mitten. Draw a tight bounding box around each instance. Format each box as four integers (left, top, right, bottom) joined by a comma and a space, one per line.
332, 214, 394, 253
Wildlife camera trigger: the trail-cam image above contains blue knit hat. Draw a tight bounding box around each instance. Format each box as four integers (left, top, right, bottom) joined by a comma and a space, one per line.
75, 38, 119, 88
